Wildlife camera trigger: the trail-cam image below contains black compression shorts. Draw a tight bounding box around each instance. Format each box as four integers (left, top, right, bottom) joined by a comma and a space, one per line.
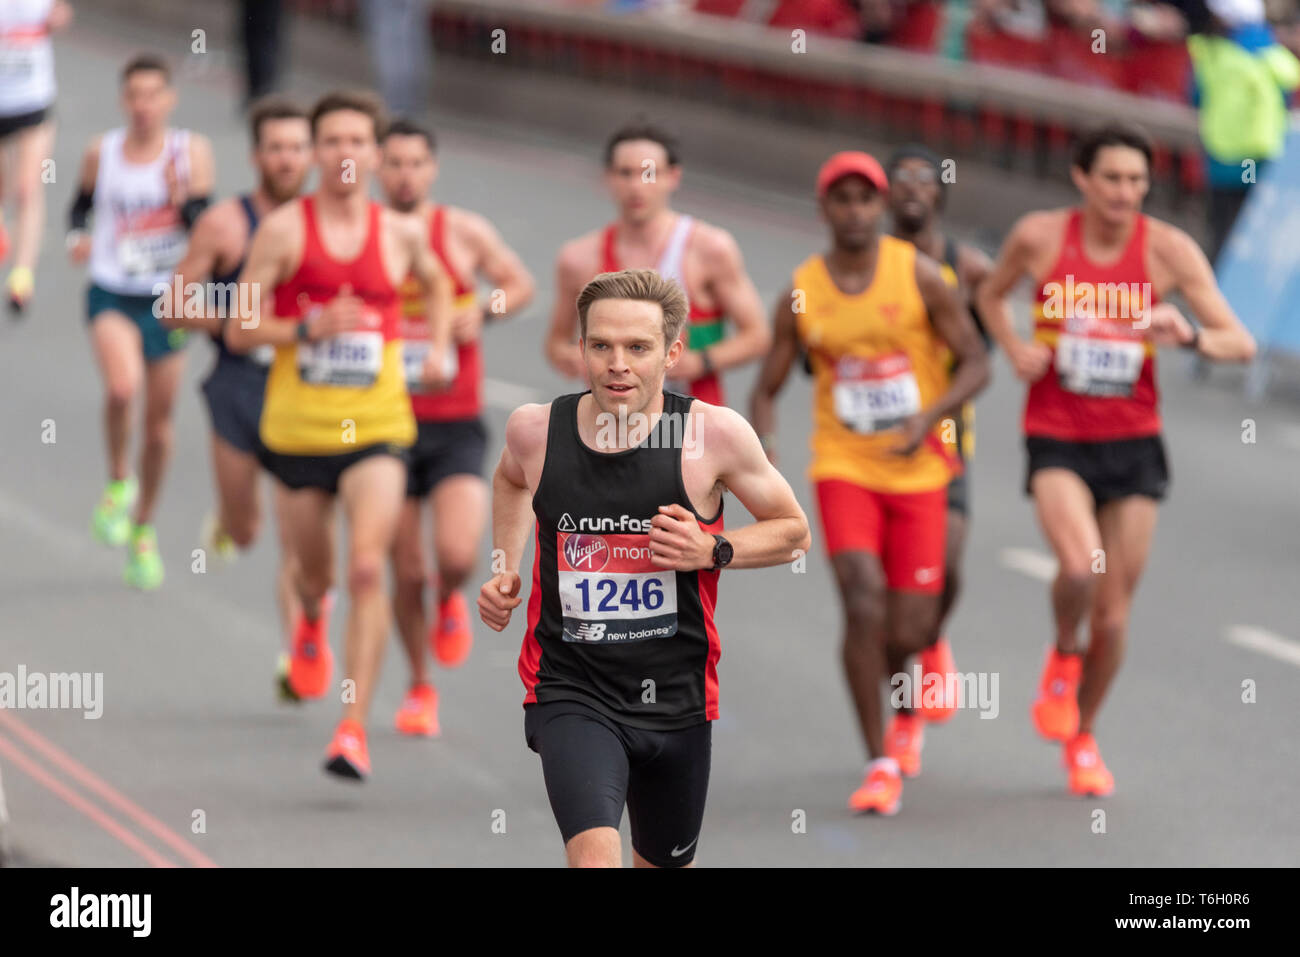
524, 699, 712, 867
1025, 434, 1169, 505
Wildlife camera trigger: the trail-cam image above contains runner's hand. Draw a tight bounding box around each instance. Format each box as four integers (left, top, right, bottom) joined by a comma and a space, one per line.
478, 571, 522, 631
1143, 302, 1195, 348
451, 303, 484, 343
67, 234, 91, 265
306, 284, 365, 341
420, 342, 452, 391
649, 504, 712, 571
1011, 341, 1052, 382
888, 412, 931, 457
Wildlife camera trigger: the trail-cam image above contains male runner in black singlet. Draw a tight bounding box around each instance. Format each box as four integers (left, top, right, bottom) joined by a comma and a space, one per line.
478, 268, 810, 868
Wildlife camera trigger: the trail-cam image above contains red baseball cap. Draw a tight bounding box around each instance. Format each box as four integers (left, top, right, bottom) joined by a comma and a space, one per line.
816, 151, 889, 198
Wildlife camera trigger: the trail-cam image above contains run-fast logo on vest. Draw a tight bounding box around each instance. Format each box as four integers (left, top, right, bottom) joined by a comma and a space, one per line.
557, 530, 677, 643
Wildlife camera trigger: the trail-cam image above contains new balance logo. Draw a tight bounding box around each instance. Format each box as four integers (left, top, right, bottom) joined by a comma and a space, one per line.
573, 622, 607, 642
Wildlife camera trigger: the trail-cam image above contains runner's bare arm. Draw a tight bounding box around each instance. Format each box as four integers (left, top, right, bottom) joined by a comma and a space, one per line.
977, 213, 1054, 381
1153, 225, 1257, 362
48, 1, 73, 32
696, 227, 770, 371
748, 285, 799, 459
976, 214, 1039, 353
165, 201, 237, 331
225, 207, 300, 350
479, 404, 550, 630
545, 242, 589, 379
958, 243, 995, 301
465, 211, 536, 319
186, 134, 216, 198
701, 406, 810, 569
917, 252, 991, 425
406, 218, 455, 355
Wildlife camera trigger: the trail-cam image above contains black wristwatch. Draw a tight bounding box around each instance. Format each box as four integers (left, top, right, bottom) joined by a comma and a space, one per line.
701, 348, 714, 375
710, 534, 733, 571
1181, 325, 1201, 353
296, 318, 312, 342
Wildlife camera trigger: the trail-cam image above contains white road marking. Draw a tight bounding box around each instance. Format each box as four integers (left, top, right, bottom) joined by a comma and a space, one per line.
999, 547, 1058, 582
1225, 625, 1300, 669
483, 377, 544, 411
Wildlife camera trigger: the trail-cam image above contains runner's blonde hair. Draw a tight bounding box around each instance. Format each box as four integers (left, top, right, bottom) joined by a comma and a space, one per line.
576, 269, 688, 349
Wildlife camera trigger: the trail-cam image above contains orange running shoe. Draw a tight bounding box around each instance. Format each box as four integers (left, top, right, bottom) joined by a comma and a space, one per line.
1064, 733, 1114, 797
324, 719, 370, 781
1031, 647, 1082, 741
394, 682, 440, 737
919, 637, 958, 723
288, 609, 333, 700
430, 590, 473, 668
848, 760, 903, 815
885, 712, 925, 778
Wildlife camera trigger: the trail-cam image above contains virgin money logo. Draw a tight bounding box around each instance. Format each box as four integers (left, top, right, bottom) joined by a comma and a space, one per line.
563, 534, 609, 572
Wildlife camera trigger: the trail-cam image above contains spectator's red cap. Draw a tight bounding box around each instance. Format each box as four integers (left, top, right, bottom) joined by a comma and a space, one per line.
816, 151, 889, 198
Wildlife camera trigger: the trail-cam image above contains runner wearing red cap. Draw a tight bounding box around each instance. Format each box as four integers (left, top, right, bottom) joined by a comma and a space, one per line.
752, 151, 989, 815
545, 121, 769, 407
977, 122, 1255, 796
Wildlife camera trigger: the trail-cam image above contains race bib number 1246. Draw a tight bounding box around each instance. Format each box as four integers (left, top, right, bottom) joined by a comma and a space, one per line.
557, 532, 678, 643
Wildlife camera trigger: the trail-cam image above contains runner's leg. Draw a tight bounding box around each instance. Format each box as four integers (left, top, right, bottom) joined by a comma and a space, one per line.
390, 496, 430, 684
10, 120, 52, 274
1079, 496, 1157, 733
135, 351, 186, 526
280, 485, 336, 623
89, 312, 143, 482
834, 551, 890, 758
935, 509, 967, 636
271, 481, 304, 650
1031, 469, 1102, 654
431, 474, 488, 601
210, 432, 262, 547
338, 454, 407, 724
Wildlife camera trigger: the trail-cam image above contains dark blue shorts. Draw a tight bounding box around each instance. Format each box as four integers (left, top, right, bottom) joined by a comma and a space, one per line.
201, 353, 270, 461
86, 283, 189, 362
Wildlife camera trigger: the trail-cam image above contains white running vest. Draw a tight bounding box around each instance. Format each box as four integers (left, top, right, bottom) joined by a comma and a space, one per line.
0, 0, 55, 116
90, 128, 192, 296
656, 214, 695, 291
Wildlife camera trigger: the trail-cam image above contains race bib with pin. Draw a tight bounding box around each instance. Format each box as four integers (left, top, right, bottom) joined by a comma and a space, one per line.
557, 532, 678, 644
831, 352, 921, 434
1055, 317, 1146, 398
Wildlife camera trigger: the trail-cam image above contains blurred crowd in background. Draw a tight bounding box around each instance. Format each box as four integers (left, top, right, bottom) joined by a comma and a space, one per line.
241, 0, 1299, 269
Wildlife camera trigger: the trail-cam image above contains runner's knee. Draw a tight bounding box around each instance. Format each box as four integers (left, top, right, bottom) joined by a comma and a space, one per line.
347, 552, 385, 597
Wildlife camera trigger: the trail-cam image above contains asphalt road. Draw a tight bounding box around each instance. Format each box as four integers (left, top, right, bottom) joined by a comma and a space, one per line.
0, 6, 1297, 868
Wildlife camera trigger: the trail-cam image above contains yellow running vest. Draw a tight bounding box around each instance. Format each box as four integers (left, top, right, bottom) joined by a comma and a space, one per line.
795, 236, 956, 493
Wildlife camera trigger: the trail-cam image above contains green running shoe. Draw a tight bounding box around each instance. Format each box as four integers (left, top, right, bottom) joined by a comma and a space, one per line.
124, 524, 164, 591
91, 477, 138, 547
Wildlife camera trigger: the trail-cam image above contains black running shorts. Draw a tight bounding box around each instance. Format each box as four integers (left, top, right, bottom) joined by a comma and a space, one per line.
263, 442, 409, 495
200, 355, 269, 461
524, 699, 712, 867
946, 472, 969, 516
406, 417, 487, 499
1025, 434, 1170, 505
